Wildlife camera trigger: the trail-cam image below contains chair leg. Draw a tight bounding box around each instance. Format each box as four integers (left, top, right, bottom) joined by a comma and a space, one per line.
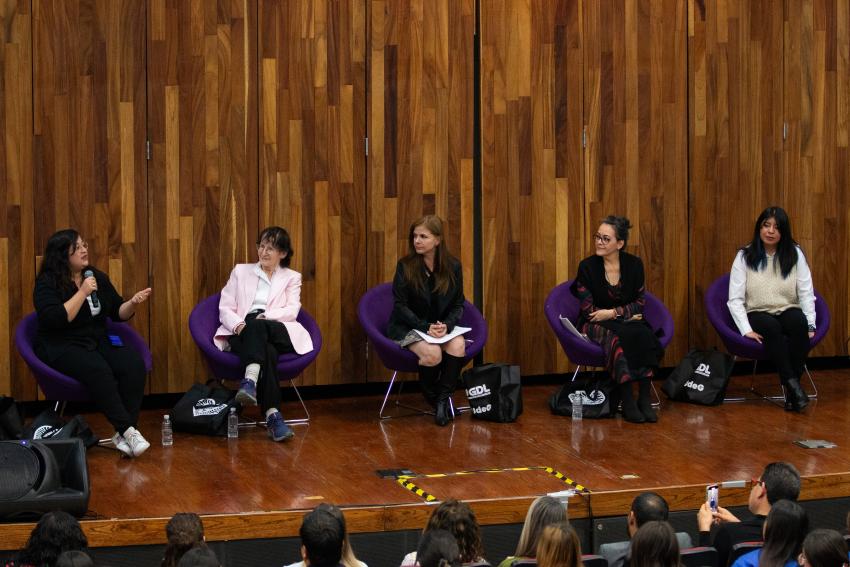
283, 379, 310, 425
55, 401, 67, 416
723, 356, 750, 402
803, 365, 818, 399
379, 371, 434, 420
650, 381, 662, 408
570, 366, 583, 382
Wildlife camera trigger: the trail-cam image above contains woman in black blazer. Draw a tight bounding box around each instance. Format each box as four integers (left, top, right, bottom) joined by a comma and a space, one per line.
570, 216, 663, 423
386, 215, 466, 426
33, 229, 152, 457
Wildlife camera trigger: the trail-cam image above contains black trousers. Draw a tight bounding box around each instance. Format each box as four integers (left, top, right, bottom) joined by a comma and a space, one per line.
39, 338, 147, 434
747, 308, 810, 384
228, 314, 295, 412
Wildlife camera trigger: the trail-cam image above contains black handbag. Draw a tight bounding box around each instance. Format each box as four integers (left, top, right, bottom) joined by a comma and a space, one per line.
22, 409, 98, 448
662, 348, 734, 405
462, 363, 523, 422
550, 378, 617, 418
171, 382, 238, 436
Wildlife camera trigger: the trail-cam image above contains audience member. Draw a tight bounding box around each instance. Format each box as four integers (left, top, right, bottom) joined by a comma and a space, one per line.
55, 551, 94, 567
176, 546, 220, 567
300, 507, 344, 567
535, 522, 582, 567
499, 496, 567, 567
416, 529, 462, 567
629, 521, 680, 567
731, 499, 807, 567
163, 513, 206, 567
10, 511, 88, 567
799, 529, 849, 567
400, 499, 487, 566
284, 503, 367, 567
697, 461, 800, 567
599, 492, 692, 567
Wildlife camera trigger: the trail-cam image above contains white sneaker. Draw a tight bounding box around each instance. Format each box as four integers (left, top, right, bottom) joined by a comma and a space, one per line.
122, 427, 150, 457
111, 433, 134, 458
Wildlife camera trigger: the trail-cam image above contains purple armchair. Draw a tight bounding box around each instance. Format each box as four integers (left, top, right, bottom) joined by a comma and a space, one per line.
704, 273, 830, 400
188, 293, 322, 423
15, 313, 153, 413
357, 283, 488, 419
544, 280, 674, 402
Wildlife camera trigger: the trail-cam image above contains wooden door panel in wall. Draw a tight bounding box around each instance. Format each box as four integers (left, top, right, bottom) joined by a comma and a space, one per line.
259, 0, 367, 385
368, 0, 475, 381
688, 0, 785, 349
784, 0, 849, 356
480, 0, 585, 375
584, 0, 688, 365
0, 1, 33, 399
148, 0, 258, 393
32, 0, 147, 399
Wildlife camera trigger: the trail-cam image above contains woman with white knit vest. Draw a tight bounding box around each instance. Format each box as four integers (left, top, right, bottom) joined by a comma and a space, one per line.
727, 206, 816, 412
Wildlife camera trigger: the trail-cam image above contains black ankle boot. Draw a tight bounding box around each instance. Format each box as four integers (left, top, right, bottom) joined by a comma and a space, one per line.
418, 365, 441, 407
784, 378, 809, 412
637, 379, 657, 423
619, 382, 645, 423
434, 398, 450, 426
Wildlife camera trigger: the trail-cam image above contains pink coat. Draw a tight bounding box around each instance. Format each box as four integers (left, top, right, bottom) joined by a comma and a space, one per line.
214, 264, 314, 355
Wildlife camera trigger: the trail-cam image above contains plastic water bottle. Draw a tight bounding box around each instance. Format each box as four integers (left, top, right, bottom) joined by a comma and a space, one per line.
227, 407, 239, 439
161, 414, 173, 446
571, 393, 582, 421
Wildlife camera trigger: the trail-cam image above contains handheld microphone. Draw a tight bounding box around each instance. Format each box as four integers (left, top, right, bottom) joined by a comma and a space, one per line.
83, 269, 100, 308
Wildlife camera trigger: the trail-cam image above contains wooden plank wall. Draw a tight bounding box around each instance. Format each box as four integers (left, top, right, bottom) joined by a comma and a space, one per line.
0, 0, 848, 399
258, 0, 367, 385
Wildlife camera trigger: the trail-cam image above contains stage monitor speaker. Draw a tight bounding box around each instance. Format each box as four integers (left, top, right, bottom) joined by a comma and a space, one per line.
0, 438, 89, 521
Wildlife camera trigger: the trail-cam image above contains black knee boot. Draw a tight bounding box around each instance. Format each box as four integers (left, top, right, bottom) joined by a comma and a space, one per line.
637, 379, 657, 423
434, 353, 465, 426
418, 365, 441, 408
783, 377, 809, 412
619, 381, 645, 423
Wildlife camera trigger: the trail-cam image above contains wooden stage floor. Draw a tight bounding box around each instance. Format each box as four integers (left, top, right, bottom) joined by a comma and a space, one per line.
4, 369, 850, 547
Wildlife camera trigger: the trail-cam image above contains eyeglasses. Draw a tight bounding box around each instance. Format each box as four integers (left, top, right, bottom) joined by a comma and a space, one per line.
751, 477, 764, 486
74, 241, 89, 252
257, 243, 279, 254
593, 233, 613, 244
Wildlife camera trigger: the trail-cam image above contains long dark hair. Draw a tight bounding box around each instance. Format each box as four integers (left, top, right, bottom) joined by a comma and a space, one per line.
400, 215, 458, 295
802, 529, 849, 567
759, 500, 808, 567
424, 499, 484, 563
38, 229, 84, 294
742, 206, 799, 278
16, 510, 88, 567
162, 512, 205, 567
630, 521, 681, 567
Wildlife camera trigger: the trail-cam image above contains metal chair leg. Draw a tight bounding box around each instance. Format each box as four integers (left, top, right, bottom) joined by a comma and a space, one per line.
379, 371, 433, 420
283, 379, 310, 425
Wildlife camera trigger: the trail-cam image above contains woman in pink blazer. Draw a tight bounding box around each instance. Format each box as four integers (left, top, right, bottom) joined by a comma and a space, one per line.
215, 226, 314, 442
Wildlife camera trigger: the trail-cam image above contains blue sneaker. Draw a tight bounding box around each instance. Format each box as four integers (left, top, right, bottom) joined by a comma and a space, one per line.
235, 379, 257, 406
266, 411, 294, 442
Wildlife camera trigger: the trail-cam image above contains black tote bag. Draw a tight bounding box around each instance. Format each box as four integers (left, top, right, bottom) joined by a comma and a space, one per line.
462, 364, 523, 422
662, 348, 734, 405
549, 378, 617, 418
171, 382, 238, 436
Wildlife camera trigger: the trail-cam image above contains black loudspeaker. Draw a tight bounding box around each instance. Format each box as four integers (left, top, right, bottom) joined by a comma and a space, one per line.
0, 438, 90, 521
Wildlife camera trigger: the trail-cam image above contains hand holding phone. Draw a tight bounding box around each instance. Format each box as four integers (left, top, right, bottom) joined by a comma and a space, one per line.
706, 484, 719, 513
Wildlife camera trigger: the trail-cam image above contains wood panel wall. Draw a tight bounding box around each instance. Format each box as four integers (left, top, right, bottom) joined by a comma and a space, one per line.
32, 0, 148, 395
367, 0, 475, 380
147, 0, 258, 392
783, 0, 850, 356
584, 0, 688, 363
0, 0, 32, 399
688, 0, 785, 349
1, 1, 849, 400
259, 0, 367, 385
480, 0, 585, 375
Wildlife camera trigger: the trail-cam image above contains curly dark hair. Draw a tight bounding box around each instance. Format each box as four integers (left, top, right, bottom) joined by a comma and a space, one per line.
37, 229, 84, 295
162, 513, 205, 567
424, 499, 484, 564
16, 511, 88, 567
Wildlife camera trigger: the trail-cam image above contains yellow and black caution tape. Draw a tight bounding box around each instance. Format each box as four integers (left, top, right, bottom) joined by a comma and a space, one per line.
393, 466, 591, 502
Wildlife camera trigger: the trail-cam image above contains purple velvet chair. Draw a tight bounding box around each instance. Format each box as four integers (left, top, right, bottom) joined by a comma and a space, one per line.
357, 283, 488, 419
188, 293, 322, 424
544, 280, 674, 404
14, 312, 153, 414
704, 273, 830, 400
